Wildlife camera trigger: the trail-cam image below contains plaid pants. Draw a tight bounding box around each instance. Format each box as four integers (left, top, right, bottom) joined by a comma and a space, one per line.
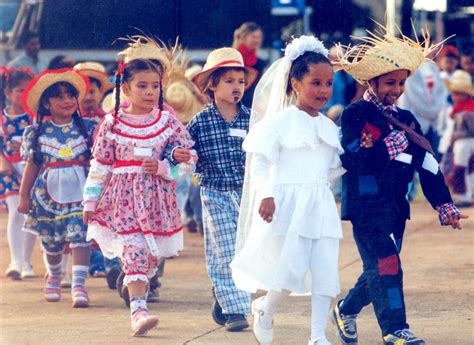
201, 187, 251, 315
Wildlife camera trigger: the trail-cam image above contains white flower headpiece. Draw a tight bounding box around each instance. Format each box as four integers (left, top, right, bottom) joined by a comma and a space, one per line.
284, 35, 329, 61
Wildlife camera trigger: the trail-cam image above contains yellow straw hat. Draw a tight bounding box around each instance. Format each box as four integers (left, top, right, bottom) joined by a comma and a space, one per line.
165, 80, 197, 124
118, 35, 171, 72
194, 47, 258, 92
446, 69, 474, 97
334, 24, 444, 84
23, 68, 88, 117
74, 62, 114, 93
185, 65, 203, 81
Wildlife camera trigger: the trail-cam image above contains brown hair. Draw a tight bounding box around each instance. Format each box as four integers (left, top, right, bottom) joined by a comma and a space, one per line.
232, 22, 263, 49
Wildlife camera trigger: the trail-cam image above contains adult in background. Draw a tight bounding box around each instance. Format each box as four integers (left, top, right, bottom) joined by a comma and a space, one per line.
7, 31, 48, 75
233, 22, 266, 107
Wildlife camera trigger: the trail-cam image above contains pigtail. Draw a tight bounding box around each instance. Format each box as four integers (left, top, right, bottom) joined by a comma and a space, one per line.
158, 77, 164, 112
31, 111, 45, 166
0, 71, 6, 113
72, 109, 92, 159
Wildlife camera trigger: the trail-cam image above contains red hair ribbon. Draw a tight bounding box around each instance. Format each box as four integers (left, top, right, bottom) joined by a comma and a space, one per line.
117, 59, 126, 76
16, 66, 34, 76
0, 66, 15, 80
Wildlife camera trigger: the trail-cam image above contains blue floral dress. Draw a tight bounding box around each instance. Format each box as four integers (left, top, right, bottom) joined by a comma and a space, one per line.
21, 119, 96, 254
0, 111, 31, 200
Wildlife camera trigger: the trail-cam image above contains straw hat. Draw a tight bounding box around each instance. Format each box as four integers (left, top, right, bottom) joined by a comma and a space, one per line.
446, 69, 474, 96
23, 68, 88, 116
185, 65, 203, 81
165, 80, 197, 124
334, 24, 443, 85
118, 35, 171, 72
194, 47, 258, 92
74, 62, 114, 93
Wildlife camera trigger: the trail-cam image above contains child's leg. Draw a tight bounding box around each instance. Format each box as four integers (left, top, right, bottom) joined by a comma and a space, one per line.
310, 294, 331, 341
70, 245, 90, 307
44, 251, 63, 302
22, 231, 36, 268
201, 188, 251, 317
4, 195, 25, 275
259, 290, 290, 328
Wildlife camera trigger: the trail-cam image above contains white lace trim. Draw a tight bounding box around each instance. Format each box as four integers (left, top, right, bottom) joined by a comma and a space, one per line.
34, 186, 84, 215
112, 166, 143, 174
87, 222, 183, 260
105, 127, 174, 146
39, 136, 89, 159
114, 111, 170, 134
123, 274, 149, 286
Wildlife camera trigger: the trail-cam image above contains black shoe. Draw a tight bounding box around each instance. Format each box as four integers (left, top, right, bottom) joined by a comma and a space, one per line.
225, 314, 249, 332
211, 287, 226, 326
116, 271, 130, 307
186, 219, 198, 233
106, 266, 121, 290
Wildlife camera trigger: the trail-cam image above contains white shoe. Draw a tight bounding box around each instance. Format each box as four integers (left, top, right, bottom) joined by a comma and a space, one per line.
251, 296, 273, 345
5, 263, 22, 280
60, 272, 72, 288
308, 337, 331, 345
21, 264, 36, 278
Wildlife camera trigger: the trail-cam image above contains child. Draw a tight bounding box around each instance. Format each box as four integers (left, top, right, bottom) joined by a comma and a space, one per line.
0, 66, 37, 279
75, 62, 113, 123
231, 35, 343, 345
445, 70, 474, 206
187, 47, 257, 331
332, 27, 468, 345
18, 68, 96, 307
82, 36, 196, 337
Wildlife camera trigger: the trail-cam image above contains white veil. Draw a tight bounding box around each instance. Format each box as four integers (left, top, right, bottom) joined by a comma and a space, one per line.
235, 36, 329, 253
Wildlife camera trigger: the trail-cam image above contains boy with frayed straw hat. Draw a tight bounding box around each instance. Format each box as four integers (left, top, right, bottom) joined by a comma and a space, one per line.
444, 69, 474, 206
332, 25, 468, 345
187, 47, 257, 331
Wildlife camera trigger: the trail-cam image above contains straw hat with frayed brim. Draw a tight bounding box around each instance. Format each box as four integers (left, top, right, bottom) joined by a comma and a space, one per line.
166, 80, 197, 124
23, 68, 88, 117
194, 47, 258, 92
74, 62, 114, 93
446, 69, 474, 97
118, 35, 172, 72
334, 23, 448, 85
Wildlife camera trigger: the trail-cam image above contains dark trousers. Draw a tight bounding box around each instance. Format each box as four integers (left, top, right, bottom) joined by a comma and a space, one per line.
340, 215, 409, 336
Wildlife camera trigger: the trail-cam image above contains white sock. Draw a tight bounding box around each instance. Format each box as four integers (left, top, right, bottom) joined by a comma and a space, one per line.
22, 232, 36, 266
259, 290, 289, 329
5, 195, 25, 266
72, 265, 88, 290
310, 294, 331, 341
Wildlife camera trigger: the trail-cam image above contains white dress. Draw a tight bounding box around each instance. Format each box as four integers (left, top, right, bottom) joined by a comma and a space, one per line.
231, 105, 344, 297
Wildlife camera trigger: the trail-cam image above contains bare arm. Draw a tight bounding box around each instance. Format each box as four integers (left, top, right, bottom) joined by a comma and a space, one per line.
17, 160, 40, 214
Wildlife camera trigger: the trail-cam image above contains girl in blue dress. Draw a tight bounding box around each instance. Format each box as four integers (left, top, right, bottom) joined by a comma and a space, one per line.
0, 66, 37, 280
18, 69, 96, 307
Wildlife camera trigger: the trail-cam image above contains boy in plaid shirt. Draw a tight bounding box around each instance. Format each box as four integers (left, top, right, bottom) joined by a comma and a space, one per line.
332, 28, 468, 345
186, 48, 257, 332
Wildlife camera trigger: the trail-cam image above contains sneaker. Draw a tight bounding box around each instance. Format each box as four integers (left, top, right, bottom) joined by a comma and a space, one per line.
105, 266, 121, 290
5, 263, 22, 280
72, 286, 90, 308
252, 296, 273, 345
147, 289, 160, 303
61, 272, 72, 288
186, 219, 198, 233
131, 310, 159, 337
44, 277, 61, 302
332, 300, 358, 344
211, 287, 226, 326
21, 264, 36, 279
225, 314, 249, 332
383, 329, 425, 345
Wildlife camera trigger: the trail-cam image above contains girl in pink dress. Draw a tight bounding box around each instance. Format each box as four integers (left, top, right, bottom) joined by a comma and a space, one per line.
83, 37, 196, 337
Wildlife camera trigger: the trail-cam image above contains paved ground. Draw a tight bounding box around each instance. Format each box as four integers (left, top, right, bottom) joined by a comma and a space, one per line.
0, 201, 473, 344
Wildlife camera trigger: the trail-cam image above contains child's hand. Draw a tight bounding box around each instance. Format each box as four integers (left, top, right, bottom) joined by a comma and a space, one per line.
259, 198, 275, 223
17, 196, 32, 214
173, 148, 191, 163
83, 211, 95, 225
445, 213, 469, 230
360, 132, 374, 148
0, 159, 15, 175
142, 159, 159, 174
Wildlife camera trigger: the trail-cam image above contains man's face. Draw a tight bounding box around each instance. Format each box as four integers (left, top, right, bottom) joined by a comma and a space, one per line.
25, 37, 41, 58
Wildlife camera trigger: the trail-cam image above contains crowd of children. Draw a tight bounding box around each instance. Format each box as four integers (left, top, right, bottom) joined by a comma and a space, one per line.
0, 21, 470, 343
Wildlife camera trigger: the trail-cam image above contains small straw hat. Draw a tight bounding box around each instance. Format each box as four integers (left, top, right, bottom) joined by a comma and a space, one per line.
446, 69, 474, 96
74, 62, 114, 93
118, 35, 171, 72
194, 47, 258, 92
334, 23, 445, 85
22, 68, 88, 116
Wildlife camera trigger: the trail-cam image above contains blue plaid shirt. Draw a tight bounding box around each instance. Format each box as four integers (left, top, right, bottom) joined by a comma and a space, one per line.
186, 102, 250, 191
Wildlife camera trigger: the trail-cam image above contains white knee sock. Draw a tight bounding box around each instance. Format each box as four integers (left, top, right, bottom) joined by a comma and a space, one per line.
5, 196, 25, 266
61, 252, 71, 274
311, 294, 331, 341
22, 232, 36, 266
259, 290, 290, 329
